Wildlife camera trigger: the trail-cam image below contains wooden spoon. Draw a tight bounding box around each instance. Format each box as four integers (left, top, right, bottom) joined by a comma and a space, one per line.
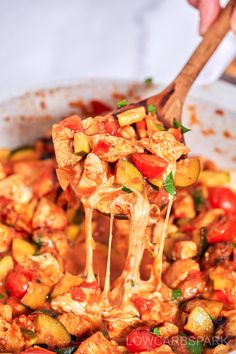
114, 0, 236, 128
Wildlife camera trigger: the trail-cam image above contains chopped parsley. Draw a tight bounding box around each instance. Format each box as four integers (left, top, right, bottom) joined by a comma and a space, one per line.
144, 77, 153, 85
172, 289, 182, 301
0, 293, 4, 299
122, 186, 133, 193
233, 243, 236, 248
164, 172, 176, 196
117, 99, 128, 109
100, 329, 109, 337
147, 104, 157, 115
34, 236, 43, 255
191, 189, 205, 211
127, 279, 135, 287
173, 118, 191, 134
185, 339, 204, 354
151, 327, 161, 336
156, 123, 165, 131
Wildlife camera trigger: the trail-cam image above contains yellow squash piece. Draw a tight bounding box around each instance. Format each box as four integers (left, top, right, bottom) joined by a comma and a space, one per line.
66, 224, 81, 241
117, 106, 146, 127
198, 170, 230, 187
21, 282, 51, 309
184, 306, 214, 337
0, 255, 14, 281
148, 178, 163, 189
209, 269, 234, 290
175, 157, 201, 187
74, 132, 91, 156
35, 313, 71, 347
12, 238, 36, 264
115, 159, 144, 192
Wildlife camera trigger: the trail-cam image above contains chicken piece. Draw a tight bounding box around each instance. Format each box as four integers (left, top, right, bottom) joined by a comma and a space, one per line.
204, 345, 231, 354
202, 243, 233, 270
58, 313, 97, 337
77, 153, 107, 196
51, 292, 86, 315
0, 174, 32, 203
172, 241, 197, 260
193, 209, 224, 229
172, 190, 196, 219
75, 331, 123, 354
0, 223, 13, 252
159, 322, 179, 337
89, 134, 143, 162
223, 313, 236, 337
177, 270, 206, 300
140, 131, 189, 162
52, 123, 82, 168
28, 253, 63, 286
32, 197, 67, 230
33, 229, 69, 258
163, 259, 200, 288
141, 299, 178, 325
0, 304, 12, 321
0, 316, 24, 352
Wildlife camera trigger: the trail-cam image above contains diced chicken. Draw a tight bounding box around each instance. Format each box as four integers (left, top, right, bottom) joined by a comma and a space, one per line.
204, 345, 231, 354
75, 331, 123, 354
52, 124, 82, 168
33, 229, 69, 258
163, 259, 200, 288
177, 270, 206, 300
89, 134, 143, 162
58, 313, 97, 337
0, 304, 12, 321
172, 190, 196, 219
32, 197, 67, 230
193, 209, 224, 229
224, 313, 236, 337
141, 298, 178, 325
0, 223, 13, 252
77, 153, 107, 195
159, 322, 179, 337
0, 316, 24, 352
202, 243, 233, 270
52, 292, 86, 315
140, 131, 189, 162
172, 241, 197, 260
0, 174, 32, 203
29, 253, 63, 286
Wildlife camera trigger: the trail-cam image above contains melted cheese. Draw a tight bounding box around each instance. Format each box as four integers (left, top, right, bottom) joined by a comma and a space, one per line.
84, 206, 96, 282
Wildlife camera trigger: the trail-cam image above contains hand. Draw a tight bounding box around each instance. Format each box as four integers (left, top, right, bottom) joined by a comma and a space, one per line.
188, 0, 236, 34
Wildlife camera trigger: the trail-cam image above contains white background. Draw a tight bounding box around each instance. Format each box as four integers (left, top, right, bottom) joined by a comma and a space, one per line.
0, 0, 235, 101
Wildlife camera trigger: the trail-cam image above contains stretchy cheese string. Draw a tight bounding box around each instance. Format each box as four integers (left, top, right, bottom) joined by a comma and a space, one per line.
103, 213, 114, 302
84, 205, 96, 282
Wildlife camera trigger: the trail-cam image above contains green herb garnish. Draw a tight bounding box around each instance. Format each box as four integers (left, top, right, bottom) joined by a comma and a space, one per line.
147, 104, 157, 115
172, 289, 182, 301
151, 327, 161, 336
127, 279, 135, 287
144, 77, 153, 85
233, 243, 236, 248
117, 99, 128, 109
100, 329, 109, 337
173, 118, 191, 134
34, 236, 43, 255
191, 189, 205, 211
122, 186, 133, 193
164, 172, 176, 196
156, 124, 165, 131
0, 294, 4, 299
185, 339, 204, 354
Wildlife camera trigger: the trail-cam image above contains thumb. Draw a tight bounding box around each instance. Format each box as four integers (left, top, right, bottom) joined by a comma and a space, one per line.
231, 5, 236, 34
199, 0, 221, 35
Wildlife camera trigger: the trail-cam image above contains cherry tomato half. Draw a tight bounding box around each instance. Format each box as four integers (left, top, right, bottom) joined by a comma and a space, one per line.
5, 265, 34, 299
133, 297, 154, 314
132, 153, 167, 179
207, 215, 236, 243
92, 141, 111, 155
71, 286, 86, 302
213, 289, 233, 305
126, 327, 164, 353
104, 118, 120, 136
208, 187, 236, 215
61, 115, 82, 131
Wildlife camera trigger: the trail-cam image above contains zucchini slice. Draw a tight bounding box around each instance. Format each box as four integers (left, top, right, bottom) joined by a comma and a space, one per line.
74, 132, 91, 156
175, 157, 201, 187
12, 238, 36, 264
21, 282, 51, 309
35, 313, 71, 347
10, 146, 38, 161
117, 107, 146, 127
115, 159, 143, 192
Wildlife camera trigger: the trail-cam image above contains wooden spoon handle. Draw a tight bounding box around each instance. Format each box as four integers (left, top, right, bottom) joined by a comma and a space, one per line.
175, 0, 236, 95
147, 0, 235, 127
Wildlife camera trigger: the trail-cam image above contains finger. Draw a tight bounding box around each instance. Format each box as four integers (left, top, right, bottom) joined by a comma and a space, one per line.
188, 0, 200, 9
199, 0, 221, 35
231, 5, 236, 34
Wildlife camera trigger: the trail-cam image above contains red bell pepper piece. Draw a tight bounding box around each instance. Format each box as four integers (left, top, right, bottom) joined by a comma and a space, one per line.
132, 153, 167, 179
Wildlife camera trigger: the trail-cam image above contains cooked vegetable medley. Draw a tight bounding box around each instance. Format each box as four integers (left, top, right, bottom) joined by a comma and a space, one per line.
0, 99, 235, 353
